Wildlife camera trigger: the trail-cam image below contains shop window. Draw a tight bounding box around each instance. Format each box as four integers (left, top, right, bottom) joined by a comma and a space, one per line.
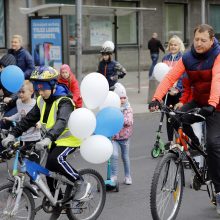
112, 1, 138, 45
0, 0, 5, 48
164, 3, 186, 43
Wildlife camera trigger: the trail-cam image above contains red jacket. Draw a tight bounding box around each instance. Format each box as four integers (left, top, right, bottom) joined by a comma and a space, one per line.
58, 73, 82, 108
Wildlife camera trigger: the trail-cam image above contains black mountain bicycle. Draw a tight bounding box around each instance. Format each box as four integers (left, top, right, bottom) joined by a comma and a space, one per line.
150, 105, 216, 220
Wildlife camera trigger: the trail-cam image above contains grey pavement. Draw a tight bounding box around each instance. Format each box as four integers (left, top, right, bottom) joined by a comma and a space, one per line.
120, 71, 149, 114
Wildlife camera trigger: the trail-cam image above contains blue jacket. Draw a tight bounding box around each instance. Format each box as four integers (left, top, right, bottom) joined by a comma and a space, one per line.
98, 60, 118, 87
162, 52, 184, 92
8, 47, 35, 79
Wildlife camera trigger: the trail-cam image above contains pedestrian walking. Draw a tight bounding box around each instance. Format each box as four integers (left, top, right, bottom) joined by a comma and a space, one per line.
148, 32, 165, 79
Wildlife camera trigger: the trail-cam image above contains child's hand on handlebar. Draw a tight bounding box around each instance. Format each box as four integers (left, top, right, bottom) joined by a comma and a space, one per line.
1, 134, 16, 148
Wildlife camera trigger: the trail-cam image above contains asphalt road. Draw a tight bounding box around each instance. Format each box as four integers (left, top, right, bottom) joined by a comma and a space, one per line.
0, 113, 219, 220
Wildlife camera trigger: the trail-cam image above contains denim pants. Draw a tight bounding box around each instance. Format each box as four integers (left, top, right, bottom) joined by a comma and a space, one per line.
149, 53, 159, 77
110, 139, 131, 178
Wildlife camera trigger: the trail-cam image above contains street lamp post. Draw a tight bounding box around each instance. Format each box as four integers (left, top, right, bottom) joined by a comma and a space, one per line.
75, 0, 82, 82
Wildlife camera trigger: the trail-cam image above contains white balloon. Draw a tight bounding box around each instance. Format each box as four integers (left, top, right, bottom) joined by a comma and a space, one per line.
80, 72, 109, 109
80, 135, 113, 164
99, 91, 121, 110
68, 108, 96, 139
153, 62, 170, 82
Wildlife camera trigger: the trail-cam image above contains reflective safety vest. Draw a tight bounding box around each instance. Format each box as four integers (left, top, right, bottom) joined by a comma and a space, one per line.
37, 96, 82, 147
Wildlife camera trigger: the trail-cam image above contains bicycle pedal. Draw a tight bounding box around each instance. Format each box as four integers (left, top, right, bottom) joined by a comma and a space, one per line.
183, 161, 191, 169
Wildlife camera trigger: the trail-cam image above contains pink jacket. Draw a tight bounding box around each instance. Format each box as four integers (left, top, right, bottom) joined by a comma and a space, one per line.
114, 107, 133, 140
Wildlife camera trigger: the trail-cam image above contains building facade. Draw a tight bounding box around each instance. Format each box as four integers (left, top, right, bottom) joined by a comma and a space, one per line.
1, 0, 220, 73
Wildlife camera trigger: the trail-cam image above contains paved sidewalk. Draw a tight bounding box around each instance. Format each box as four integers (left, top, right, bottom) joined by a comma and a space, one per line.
120, 71, 149, 114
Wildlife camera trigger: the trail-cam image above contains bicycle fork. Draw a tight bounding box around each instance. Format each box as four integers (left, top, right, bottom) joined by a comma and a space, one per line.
4, 175, 25, 217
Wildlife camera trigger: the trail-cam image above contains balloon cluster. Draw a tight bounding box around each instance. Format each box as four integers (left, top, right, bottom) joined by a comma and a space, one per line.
68, 72, 124, 164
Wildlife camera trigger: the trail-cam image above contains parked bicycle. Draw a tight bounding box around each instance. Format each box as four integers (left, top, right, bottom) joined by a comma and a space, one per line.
0, 142, 106, 220
150, 105, 215, 220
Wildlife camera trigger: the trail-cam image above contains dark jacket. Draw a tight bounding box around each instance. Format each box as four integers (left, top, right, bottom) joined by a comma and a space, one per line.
98, 60, 127, 88
10, 84, 74, 142
8, 47, 34, 79
148, 38, 165, 54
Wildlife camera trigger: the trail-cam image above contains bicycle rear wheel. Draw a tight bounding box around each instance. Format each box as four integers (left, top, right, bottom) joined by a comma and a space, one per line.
0, 182, 35, 220
66, 168, 106, 220
150, 152, 184, 220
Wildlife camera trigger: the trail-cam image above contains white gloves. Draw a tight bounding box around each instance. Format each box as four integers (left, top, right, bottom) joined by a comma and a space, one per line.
35, 138, 51, 151
2, 134, 16, 148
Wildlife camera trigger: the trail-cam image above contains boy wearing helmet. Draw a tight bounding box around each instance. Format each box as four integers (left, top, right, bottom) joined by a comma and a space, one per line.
2, 66, 91, 219
97, 40, 127, 90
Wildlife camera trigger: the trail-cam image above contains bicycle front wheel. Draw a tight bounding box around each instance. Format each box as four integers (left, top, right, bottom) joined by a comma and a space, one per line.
150, 152, 184, 220
0, 182, 35, 220
66, 168, 106, 220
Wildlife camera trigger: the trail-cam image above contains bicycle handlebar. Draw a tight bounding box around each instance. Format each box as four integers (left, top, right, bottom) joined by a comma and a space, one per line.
160, 105, 205, 121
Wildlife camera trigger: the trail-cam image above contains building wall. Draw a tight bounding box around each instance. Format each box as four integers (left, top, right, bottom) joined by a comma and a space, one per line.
3, 0, 220, 73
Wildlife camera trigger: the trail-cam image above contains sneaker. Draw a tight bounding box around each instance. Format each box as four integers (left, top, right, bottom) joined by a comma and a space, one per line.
74, 181, 91, 201
111, 176, 117, 182
124, 176, 132, 185
31, 184, 39, 199
216, 192, 220, 215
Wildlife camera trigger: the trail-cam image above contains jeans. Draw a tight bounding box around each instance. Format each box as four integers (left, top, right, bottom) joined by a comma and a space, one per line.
149, 53, 159, 78
110, 139, 131, 178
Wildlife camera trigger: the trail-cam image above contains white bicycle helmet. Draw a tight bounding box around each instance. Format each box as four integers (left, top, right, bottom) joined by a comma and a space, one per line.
100, 41, 115, 54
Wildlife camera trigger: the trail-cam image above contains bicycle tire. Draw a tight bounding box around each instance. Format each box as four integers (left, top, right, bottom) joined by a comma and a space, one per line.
66, 168, 106, 220
0, 182, 35, 220
150, 152, 184, 220
151, 147, 161, 158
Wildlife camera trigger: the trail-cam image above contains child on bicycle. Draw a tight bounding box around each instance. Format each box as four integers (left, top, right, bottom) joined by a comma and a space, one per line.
111, 83, 133, 185
97, 41, 127, 90
3, 80, 41, 162
2, 66, 91, 219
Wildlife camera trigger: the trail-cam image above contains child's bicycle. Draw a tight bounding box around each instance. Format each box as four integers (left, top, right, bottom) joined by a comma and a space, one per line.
0, 142, 106, 220
150, 105, 216, 220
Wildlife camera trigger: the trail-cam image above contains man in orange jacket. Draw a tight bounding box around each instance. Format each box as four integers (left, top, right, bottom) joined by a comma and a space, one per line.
149, 24, 220, 214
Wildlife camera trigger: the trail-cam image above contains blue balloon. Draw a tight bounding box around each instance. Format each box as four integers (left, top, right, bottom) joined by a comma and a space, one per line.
94, 107, 124, 137
1, 65, 25, 93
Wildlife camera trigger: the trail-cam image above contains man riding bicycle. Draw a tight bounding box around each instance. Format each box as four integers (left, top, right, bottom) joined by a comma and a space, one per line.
149, 24, 220, 215
2, 66, 91, 219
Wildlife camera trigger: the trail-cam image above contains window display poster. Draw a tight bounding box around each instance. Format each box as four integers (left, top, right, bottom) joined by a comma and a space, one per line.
30, 17, 62, 70
90, 20, 112, 46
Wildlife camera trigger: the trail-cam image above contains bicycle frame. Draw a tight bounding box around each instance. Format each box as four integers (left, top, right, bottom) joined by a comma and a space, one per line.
10, 148, 75, 211
174, 126, 207, 183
